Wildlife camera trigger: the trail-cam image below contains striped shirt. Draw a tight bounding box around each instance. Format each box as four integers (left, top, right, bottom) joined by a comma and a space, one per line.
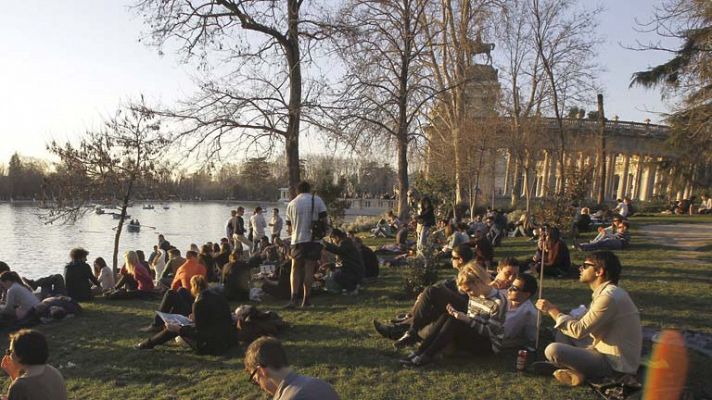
467, 287, 508, 353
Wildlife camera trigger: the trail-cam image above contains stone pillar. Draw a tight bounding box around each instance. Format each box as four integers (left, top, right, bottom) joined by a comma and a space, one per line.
606, 153, 617, 200
632, 155, 644, 200
503, 150, 512, 196
643, 159, 657, 201
652, 158, 664, 196
618, 154, 631, 199
548, 151, 558, 195
542, 151, 552, 196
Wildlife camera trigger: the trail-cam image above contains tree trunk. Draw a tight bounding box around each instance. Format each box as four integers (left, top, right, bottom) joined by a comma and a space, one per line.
285, 0, 302, 199
396, 134, 409, 220
112, 180, 134, 274
510, 157, 521, 207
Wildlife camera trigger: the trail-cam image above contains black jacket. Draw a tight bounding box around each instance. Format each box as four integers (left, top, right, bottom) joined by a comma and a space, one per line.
179, 289, 236, 355
324, 238, 364, 281
64, 260, 100, 302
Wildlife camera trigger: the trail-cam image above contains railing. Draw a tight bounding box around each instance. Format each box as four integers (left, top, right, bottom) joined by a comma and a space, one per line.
342, 198, 397, 210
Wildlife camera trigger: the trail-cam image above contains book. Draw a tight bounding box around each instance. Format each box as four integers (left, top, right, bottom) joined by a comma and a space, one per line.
156, 311, 194, 327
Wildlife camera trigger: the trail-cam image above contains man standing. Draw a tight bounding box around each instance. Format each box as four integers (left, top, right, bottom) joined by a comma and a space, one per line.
226, 210, 237, 239
285, 181, 327, 308
269, 208, 284, 243
245, 337, 339, 400
535, 251, 641, 386
251, 207, 268, 252
232, 207, 253, 255
158, 235, 171, 262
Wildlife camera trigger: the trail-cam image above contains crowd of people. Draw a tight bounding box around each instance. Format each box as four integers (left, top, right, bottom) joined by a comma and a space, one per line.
0, 179, 677, 399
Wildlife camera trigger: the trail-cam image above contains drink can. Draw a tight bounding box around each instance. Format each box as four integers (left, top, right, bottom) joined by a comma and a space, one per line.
516, 349, 528, 372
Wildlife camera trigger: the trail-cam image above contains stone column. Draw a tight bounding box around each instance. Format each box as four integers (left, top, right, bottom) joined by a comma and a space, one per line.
618, 154, 631, 199
643, 159, 657, 201
503, 150, 512, 196
606, 153, 617, 200
652, 158, 664, 197
542, 151, 551, 196
632, 155, 644, 200
548, 151, 558, 194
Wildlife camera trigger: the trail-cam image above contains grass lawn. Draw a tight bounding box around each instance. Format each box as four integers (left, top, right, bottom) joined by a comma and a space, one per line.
3, 215, 711, 399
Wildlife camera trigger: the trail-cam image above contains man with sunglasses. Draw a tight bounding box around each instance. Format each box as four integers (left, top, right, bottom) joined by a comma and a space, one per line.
535, 251, 641, 386
502, 274, 538, 349
244, 337, 339, 400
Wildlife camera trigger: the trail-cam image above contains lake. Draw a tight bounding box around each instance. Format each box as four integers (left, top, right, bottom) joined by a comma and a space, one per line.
0, 201, 364, 279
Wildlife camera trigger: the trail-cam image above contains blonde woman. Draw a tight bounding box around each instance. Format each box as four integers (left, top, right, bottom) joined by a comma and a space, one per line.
107, 251, 155, 300
400, 262, 508, 367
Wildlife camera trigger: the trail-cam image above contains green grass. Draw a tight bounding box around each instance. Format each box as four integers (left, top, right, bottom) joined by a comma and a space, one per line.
2, 215, 711, 399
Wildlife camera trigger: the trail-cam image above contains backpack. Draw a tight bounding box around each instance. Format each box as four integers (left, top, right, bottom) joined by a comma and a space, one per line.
234, 305, 288, 343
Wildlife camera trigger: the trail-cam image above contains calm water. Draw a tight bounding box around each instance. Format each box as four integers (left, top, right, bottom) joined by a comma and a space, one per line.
0, 202, 297, 279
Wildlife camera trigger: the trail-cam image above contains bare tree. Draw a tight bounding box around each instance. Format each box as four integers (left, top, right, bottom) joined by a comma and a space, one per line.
321, 0, 433, 220
134, 0, 332, 195
43, 102, 166, 273
494, 0, 549, 213
530, 0, 602, 194
421, 0, 493, 211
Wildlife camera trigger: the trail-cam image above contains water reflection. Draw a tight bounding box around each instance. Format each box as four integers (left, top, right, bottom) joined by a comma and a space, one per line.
0, 202, 293, 279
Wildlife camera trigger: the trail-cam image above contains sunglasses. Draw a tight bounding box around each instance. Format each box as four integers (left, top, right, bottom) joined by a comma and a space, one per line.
580, 262, 596, 270
507, 286, 525, 292
247, 367, 260, 386
4, 349, 11, 356
451, 255, 463, 261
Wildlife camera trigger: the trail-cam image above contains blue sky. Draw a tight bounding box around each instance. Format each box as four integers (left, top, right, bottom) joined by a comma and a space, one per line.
0, 0, 676, 165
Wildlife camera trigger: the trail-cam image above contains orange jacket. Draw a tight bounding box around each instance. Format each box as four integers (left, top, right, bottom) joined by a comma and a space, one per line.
171, 258, 207, 290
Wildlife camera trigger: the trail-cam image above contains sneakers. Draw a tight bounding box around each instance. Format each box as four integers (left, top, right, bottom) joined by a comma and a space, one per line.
134, 341, 154, 350
399, 353, 432, 367
373, 320, 406, 340
138, 324, 162, 333
393, 331, 420, 349
553, 369, 584, 386
530, 361, 558, 376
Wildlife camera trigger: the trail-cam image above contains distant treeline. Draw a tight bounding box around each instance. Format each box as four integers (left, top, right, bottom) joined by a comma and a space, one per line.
0, 153, 396, 202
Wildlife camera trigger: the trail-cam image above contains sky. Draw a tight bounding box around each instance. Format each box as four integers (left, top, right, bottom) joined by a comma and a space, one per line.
0, 0, 677, 165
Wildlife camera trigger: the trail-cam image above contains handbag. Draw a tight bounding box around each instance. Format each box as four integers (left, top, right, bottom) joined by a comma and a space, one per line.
310, 194, 327, 240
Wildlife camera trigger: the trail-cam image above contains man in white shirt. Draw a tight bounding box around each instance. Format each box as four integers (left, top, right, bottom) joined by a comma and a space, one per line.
285, 181, 328, 308
270, 208, 284, 242
250, 207, 268, 252
536, 251, 642, 386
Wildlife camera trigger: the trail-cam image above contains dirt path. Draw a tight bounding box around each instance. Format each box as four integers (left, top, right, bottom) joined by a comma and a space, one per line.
639, 224, 712, 262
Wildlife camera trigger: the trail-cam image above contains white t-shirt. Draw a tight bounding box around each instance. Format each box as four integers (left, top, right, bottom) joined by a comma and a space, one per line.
286, 193, 328, 245
97, 266, 116, 291
2, 283, 40, 318
251, 213, 267, 238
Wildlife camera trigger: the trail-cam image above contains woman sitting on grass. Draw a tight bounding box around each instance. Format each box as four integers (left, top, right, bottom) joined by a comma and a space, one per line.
106, 251, 155, 300
0, 272, 40, 328
399, 262, 508, 367
136, 275, 236, 355
91, 257, 115, 295
2, 329, 67, 400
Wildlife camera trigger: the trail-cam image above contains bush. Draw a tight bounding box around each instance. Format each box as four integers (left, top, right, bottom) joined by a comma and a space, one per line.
402, 255, 439, 299
342, 215, 382, 233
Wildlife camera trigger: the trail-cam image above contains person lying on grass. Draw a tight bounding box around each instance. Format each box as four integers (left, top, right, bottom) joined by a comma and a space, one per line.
534, 251, 641, 386
399, 262, 508, 367
244, 336, 339, 400
136, 275, 236, 355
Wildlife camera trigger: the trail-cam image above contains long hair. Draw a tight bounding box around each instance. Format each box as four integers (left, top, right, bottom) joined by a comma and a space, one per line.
0, 271, 30, 291
456, 261, 491, 293
190, 275, 209, 298
93, 257, 108, 275
124, 251, 140, 275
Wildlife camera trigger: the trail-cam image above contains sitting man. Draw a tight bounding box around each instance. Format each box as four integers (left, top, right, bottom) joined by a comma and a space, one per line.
373, 244, 474, 344
370, 218, 392, 238
502, 274, 538, 349
485, 216, 503, 247
352, 236, 379, 281
244, 337, 339, 399
490, 258, 520, 290
158, 248, 186, 289
698, 193, 712, 214
534, 251, 641, 386
322, 229, 365, 294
